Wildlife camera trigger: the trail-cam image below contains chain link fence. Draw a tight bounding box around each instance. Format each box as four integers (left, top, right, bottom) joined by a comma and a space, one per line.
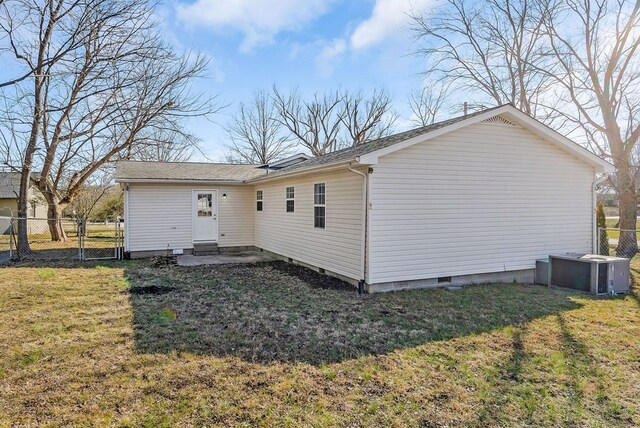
597, 227, 639, 260
80, 220, 124, 260
0, 216, 12, 264
0, 216, 123, 263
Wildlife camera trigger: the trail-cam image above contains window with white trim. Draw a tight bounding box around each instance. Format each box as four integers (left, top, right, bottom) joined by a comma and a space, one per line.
256, 190, 263, 211
286, 186, 295, 213
313, 183, 325, 229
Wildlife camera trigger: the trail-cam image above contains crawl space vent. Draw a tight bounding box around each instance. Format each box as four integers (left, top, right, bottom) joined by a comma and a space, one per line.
482, 115, 518, 127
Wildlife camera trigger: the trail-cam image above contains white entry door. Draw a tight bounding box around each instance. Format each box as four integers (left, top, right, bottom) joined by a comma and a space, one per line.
193, 190, 217, 242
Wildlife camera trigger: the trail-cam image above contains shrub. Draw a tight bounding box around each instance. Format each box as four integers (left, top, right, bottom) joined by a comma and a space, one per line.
596, 202, 609, 255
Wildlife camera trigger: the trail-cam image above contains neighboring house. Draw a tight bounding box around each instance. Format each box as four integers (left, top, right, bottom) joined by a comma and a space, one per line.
116, 105, 613, 292
0, 172, 47, 218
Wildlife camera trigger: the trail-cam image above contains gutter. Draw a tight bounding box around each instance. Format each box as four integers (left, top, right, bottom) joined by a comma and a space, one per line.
592, 173, 610, 253
124, 184, 130, 253
347, 163, 368, 295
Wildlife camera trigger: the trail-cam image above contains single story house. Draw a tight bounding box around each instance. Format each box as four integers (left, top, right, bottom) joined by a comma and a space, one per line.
115, 104, 613, 292
0, 172, 47, 218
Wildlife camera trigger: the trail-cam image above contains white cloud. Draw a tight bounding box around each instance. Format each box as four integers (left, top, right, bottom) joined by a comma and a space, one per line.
350, 0, 435, 50
315, 38, 347, 77
176, 0, 334, 52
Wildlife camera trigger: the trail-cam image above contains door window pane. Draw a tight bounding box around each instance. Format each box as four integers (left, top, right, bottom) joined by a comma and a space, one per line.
197, 194, 212, 217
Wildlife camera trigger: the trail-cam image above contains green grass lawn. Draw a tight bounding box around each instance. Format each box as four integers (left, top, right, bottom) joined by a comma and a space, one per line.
0, 260, 638, 427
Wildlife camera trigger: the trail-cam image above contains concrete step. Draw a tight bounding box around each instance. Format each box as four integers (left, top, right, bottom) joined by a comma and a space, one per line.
193, 242, 219, 256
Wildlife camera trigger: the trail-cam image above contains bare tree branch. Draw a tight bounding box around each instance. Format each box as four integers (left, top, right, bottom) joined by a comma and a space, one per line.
0, 0, 220, 242
340, 89, 397, 146
408, 83, 450, 126
272, 87, 345, 156
225, 90, 294, 164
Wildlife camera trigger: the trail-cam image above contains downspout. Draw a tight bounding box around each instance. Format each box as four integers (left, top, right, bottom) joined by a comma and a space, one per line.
347, 163, 367, 294
124, 184, 130, 255
592, 173, 610, 253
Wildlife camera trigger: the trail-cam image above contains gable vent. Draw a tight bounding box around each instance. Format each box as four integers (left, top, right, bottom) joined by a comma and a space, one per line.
482, 115, 518, 127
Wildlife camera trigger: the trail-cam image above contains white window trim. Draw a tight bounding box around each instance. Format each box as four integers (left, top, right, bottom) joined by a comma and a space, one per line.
313, 182, 326, 229
286, 186, 295, 213
256, 189, 263, 212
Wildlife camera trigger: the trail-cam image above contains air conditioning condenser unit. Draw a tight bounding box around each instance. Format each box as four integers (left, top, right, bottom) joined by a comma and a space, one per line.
548, 253, 629, 295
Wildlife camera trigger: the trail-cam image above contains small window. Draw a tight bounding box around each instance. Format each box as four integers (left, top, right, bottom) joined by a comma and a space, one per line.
256, 190, 263, 211
314, 183, 325, 229
286, 186, 295, 213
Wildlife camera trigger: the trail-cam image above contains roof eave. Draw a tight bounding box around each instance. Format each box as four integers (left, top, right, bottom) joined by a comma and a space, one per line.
115, 178, 248, 185
498, 109, 614, 173
357, 104, 614, 173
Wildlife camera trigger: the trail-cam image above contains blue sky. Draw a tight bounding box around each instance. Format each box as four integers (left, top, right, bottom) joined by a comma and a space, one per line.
163, 0, 440, 161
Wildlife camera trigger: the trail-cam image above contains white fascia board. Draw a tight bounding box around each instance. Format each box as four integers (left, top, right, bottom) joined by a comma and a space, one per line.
357, 105, 614, 173
357, 106, 514, 164
499, 109, 614, 173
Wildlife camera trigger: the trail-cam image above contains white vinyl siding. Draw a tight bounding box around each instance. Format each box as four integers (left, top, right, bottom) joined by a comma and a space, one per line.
367, 120, 595, 284
126, 183, 254, 252
253, 170, 363, 281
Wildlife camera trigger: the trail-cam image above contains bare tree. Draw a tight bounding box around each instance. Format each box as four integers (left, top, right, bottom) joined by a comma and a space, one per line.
0, 0, 217, 242
272, 87, 345, 156
91, 186, 124, 219
408, 84, 450, 127
340, 89, 397, 146
272, 87, 397, 155
412, 0, 554, 115
0, 0, 78, 247
412, 0, 640, 257
68, 185, 112, 221
540, 0, 640, 257
225, 90, 293, 164
123, 130, 197, 162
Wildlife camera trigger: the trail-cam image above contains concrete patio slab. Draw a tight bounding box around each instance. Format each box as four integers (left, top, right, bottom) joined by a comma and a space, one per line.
177, 251, 277, 266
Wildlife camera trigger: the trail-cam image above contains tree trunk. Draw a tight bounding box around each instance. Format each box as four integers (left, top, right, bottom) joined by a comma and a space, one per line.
16, 167, 32, 256
46, 201, 67, 242
616, 160, 638, 258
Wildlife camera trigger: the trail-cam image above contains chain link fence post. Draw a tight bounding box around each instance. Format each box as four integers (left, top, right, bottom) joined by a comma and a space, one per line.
77, 219, 84, 261
9, 218, 14, 260
116, 218, 122, 260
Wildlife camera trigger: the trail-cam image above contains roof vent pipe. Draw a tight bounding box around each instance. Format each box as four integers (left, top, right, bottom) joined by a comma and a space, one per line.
463, 102, 468, 116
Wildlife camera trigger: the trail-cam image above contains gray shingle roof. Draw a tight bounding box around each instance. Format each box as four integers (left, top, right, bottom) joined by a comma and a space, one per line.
115, 161, 267, 182
0, 172, 21, 199
116, 106, 508, 183
257, 105, 507, 177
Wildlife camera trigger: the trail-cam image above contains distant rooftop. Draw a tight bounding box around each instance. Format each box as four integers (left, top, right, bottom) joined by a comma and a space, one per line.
0, 172, 21, 199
